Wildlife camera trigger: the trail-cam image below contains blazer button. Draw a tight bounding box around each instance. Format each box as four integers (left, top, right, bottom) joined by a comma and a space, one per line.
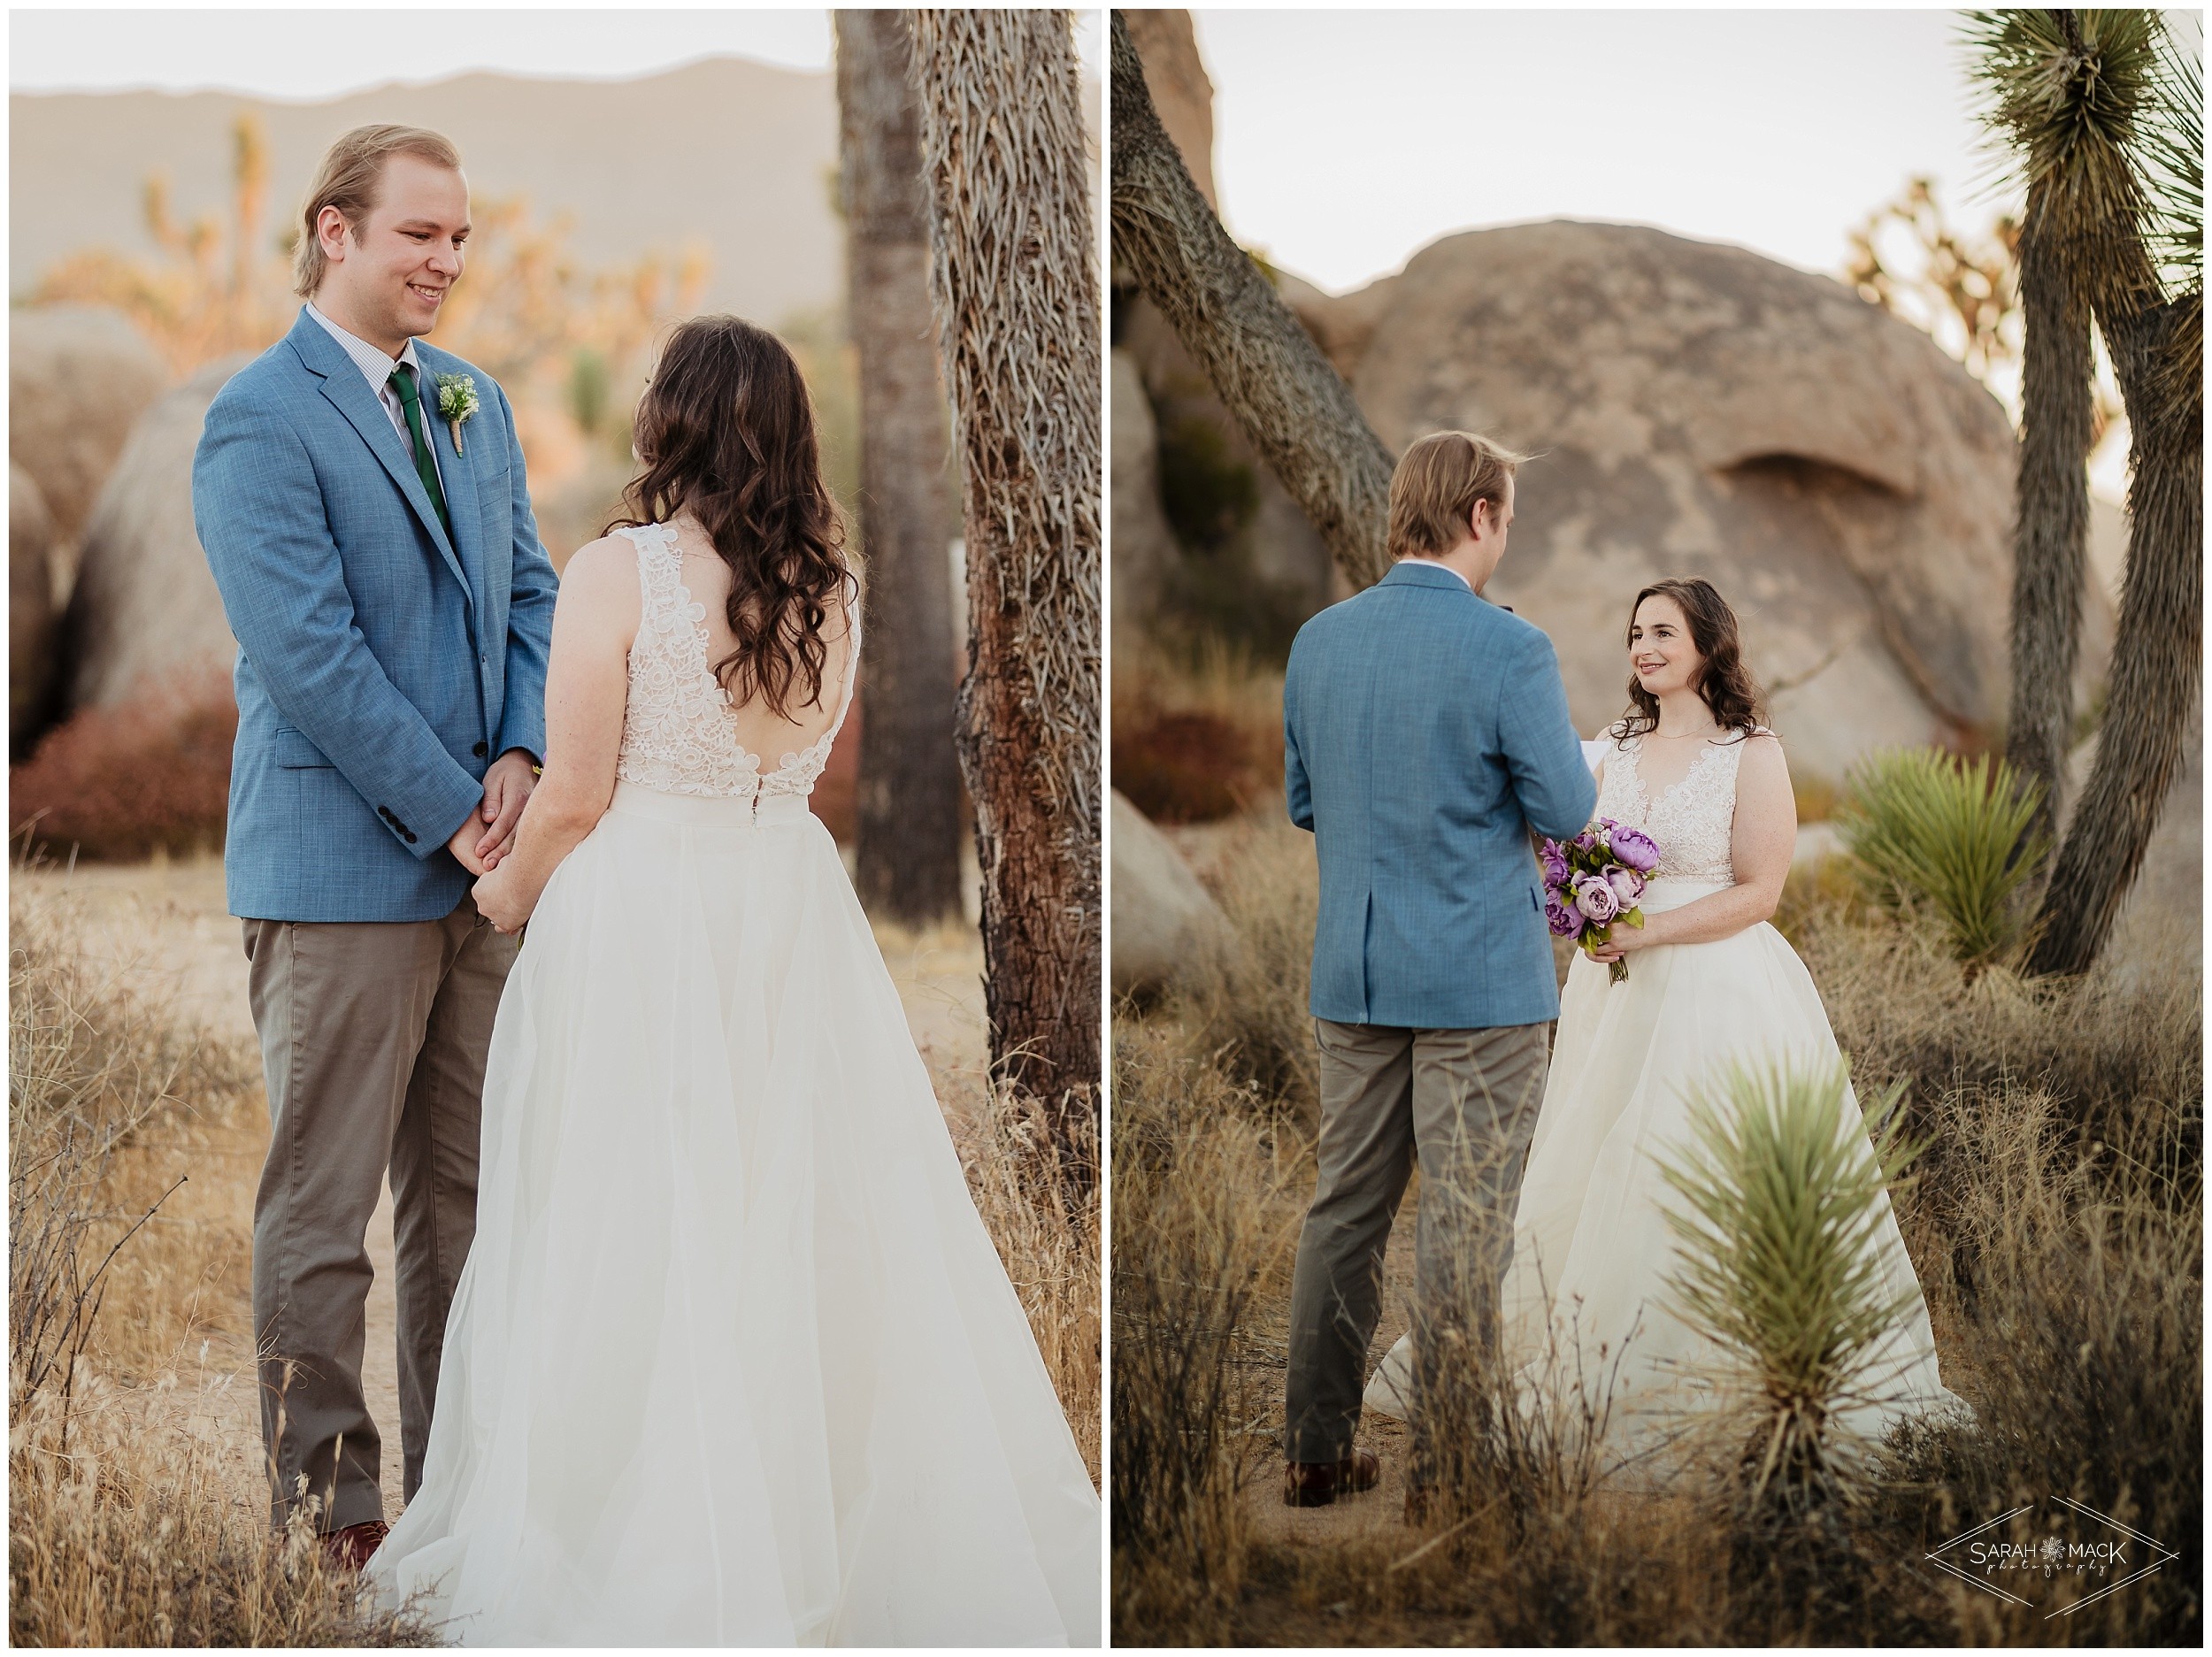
473, 741, 488, 757
404, 831, 418, 844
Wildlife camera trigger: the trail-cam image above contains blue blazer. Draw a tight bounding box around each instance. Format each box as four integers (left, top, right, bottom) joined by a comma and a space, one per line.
1284, 562, 1597, 1029
194, 308, 557, 922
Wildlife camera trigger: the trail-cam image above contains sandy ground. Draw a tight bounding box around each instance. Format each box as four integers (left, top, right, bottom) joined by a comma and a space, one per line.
16, 849, 988, 1528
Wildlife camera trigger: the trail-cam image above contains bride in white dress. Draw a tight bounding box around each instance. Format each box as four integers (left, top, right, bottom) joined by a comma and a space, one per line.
1365, 578, 1963, 1473
362, 316, 1099, 1645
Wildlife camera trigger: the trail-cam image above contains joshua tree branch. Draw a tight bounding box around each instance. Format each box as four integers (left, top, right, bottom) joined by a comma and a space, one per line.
1109, 9, 1394, 588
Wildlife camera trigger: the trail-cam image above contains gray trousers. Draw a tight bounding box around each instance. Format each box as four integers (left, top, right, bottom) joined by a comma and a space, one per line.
242, 896, 517, 1531
1283, 1018, 1548, 1469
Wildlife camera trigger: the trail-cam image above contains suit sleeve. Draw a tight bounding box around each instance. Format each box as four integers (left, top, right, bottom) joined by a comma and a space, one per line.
195, 394, 483, 857
1284, 648, 1314, 832
492, 378, 555, 763
1498, 625, 1598, 841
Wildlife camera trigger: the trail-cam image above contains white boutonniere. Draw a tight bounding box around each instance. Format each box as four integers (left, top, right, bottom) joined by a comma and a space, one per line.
435, 372, 480, 456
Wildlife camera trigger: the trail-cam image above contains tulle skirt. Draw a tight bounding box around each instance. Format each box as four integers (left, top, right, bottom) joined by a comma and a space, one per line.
362, 783, 1100, 1645
1365, 878, 1965, 1475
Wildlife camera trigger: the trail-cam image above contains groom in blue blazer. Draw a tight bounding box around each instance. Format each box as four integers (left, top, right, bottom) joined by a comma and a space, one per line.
1279, 433, 1595, 1508
194, 125, 556, 1563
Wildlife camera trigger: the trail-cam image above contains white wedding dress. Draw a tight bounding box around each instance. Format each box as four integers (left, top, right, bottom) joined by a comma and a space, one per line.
1365, 730, 1964, 1476
364, 524, 1099, 1645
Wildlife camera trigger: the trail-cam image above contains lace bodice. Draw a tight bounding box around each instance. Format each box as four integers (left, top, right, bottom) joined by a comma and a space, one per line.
1595, 729, 1757, 883
612, 523, 860, 802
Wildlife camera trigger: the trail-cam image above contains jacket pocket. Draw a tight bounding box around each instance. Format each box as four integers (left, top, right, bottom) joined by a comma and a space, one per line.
269, 726, 335, 770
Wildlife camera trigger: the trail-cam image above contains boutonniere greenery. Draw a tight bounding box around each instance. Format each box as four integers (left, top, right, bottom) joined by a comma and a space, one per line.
435, 373, 480, 456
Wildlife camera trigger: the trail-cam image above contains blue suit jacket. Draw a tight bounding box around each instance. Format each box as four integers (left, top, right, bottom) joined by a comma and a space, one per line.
194, 309, 557, 922
1284, 562, 1598, 1029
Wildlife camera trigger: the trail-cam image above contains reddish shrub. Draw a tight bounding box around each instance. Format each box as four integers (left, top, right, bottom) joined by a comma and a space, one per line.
11, 671, 236, 861
1111, 710, 1264, 825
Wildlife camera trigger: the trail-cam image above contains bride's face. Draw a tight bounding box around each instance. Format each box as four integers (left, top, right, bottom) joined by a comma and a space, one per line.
1629, 595, 1702, 698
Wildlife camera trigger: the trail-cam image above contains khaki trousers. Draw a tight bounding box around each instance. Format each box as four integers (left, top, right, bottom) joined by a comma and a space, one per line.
242, 897, 517, 1531
1283, 1018, 1549, 1470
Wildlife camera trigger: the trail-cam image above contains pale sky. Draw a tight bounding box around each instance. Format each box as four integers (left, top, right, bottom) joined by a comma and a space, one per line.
1191, 8, 2168, 292
9, 7, 1101, 97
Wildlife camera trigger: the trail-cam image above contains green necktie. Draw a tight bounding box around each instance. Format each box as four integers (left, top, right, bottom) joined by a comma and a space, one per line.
389, 362, 451, 537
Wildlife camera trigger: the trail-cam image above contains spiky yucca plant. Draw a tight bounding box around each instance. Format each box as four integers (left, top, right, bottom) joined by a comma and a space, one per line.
1655, 1060, 1922, 1522
1832, 747, 2047, 963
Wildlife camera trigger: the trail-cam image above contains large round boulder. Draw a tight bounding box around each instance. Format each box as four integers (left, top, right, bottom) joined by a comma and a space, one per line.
12, 464, 59, 748
1111, 789, 1236, 996
61, 354, 253, 715
9, 305, 169, 564
1339, 221, 2097, 786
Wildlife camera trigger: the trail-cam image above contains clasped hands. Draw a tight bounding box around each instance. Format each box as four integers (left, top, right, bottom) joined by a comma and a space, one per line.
447, 749, 538, 933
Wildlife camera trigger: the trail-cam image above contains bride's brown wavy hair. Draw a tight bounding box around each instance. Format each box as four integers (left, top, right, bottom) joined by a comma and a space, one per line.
1612, 577, 1764, 742
610, 315, 849, 720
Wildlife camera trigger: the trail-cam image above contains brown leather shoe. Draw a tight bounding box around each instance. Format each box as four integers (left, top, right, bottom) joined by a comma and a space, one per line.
319, 1519, 389, 1572
1283, 1448, 1380, 1507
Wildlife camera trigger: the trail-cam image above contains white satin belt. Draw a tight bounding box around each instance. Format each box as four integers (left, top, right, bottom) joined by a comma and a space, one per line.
606, 778, 814, 827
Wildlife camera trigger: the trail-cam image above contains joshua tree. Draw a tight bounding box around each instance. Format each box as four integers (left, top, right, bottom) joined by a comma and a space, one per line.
1110, 10, 1395, 588
836, 11, 964, 926
907, 9, 1101, 1168
1970, 10, 2203, 975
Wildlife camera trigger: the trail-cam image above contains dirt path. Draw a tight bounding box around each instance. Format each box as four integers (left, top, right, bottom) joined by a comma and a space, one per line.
19, 851, 988, 1527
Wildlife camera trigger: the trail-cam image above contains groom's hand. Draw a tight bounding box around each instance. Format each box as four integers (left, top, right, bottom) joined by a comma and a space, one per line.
474, 750, 539, 869
446, 815, 491, 877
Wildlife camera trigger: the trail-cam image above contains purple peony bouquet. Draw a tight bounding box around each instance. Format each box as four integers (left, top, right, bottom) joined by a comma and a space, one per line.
1540, 818, 1663, 985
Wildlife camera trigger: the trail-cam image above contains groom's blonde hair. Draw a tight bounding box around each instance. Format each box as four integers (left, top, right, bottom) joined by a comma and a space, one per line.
1386, 431, 1529, 561
292, 125, 465, 297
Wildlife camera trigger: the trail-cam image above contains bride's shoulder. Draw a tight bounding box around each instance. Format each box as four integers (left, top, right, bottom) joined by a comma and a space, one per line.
551, 533, 647, 632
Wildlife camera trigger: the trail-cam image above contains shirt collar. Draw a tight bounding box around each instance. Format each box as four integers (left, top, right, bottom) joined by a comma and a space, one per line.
305, 301, 425, 392
1392, 556, 1471, 590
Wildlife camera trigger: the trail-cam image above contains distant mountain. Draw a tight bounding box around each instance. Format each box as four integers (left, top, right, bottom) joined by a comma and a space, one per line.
11, 57, 843, 326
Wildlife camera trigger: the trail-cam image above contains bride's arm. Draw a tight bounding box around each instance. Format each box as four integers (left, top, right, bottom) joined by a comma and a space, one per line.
471, 538, 641, 932
1588, 733, 1795, 957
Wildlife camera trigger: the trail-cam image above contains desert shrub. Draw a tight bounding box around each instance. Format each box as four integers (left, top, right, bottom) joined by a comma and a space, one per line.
1110, 1016, 1290, 1642
1832, 747, 2046, 963
1110, 639, 1285, 825
11, 671, 236, 863
10, 889, 426, 1646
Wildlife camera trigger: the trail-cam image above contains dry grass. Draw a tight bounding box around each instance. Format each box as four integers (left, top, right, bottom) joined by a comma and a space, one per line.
1111, 802, 2201, 1645
9, 879, 434, 1645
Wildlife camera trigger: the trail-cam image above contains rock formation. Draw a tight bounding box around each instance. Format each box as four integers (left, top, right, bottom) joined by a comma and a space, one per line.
1331, 220, 2109, 782
1110, 789, 1235, 996
9, 304, 168, 565
61, 354, 254, 716
11, 464, 58, 749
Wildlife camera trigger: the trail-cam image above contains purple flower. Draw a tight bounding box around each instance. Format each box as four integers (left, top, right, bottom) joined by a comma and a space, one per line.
1540, 841, 1570, 886
1606, 865, 1646, 906
1546, 894, 1586, 939
1610, 825, 1662, 872
1572, 827, 1601, 855
1572, 871, 1621, 924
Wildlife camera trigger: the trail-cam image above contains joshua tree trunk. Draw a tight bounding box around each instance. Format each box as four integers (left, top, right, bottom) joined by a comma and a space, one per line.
2001, 206, 2095, 856
1110, 9, 1395, 588
2027, 288, 2202, 975
908, 8, 1102, 1170
836, 10, 964, 926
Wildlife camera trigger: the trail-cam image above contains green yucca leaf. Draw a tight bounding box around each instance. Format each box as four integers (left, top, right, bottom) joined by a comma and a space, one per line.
1654, 1059, 1924, 1512
1832, 746, 2048, 963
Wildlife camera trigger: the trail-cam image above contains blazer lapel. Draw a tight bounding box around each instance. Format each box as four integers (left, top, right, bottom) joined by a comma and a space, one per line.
286, 311, 469, 593
423, 364, 483, 592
